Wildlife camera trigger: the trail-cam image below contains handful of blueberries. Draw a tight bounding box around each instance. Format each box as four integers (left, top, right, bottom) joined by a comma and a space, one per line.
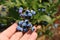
16, 7, 48, 32
16, 19, 35, 32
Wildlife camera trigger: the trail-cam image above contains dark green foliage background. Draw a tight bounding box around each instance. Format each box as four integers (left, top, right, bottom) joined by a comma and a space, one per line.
0, 0, 60, 25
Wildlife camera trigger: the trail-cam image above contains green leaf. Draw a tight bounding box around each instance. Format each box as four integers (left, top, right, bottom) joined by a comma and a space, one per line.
40, 15, 52, 24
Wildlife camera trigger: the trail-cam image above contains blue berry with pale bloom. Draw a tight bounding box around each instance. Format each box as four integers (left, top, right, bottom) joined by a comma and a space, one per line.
27, 23, 32, 27
22, 22, 27, 27
42, 8, 46, 12
31, 10, 36, 15
25, 19, 29, 23
19, 7, 23, 14
18, 20, 24, 25
16, 26, 23, 31
24, 12, 32, 19
22, 23, 28, 32
26, 10, 30, 13
28, 13, 32, 17
19, 7, 23, 10
31, 27, 35, 31
23, 28, 28, 32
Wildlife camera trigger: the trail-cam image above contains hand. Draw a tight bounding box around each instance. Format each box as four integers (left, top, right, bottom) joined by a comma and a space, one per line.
0, 23, 37, 40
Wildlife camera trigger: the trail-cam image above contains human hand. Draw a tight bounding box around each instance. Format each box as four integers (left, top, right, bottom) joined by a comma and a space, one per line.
0, 23, 37, 40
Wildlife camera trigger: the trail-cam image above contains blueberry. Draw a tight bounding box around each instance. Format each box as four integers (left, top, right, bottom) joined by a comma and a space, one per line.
25, 19, 29, 24
42, 8, 46, 12
26, 10, 30, 13
16, 26, 23, 31
27, 23, 32, 27
22, 23, 27, 27
23, 28, 28, 32
19, 7, 23, 13
24, 11, 32, 18
28, 13, 32, 17
19, 7, 23, 10
19, 21, 24, 25
25, 10, 30, 15
24, 13, 32, 19
26, 11, 29, 14
19, 10, 23, 13
25, 19, 29, 23
32, 11, 36, 15
31, 10, 36, 15
31, 27, 35, 31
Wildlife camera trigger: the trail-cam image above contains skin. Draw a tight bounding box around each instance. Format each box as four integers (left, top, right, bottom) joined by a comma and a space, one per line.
0, 23, 37, 40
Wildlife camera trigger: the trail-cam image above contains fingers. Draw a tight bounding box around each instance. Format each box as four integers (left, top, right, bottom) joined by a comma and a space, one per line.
10, 30, 37, 40
10, 32, 23, 40
1, 23, 18, 38
0, 35, 9, 40
28, 32, 37, 40
20, 31, 31, 40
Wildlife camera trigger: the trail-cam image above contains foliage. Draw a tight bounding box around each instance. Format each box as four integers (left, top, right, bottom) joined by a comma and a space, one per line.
0, 0, 59, 20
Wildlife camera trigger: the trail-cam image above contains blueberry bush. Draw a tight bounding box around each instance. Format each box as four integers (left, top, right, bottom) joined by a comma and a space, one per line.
0, 0, 60, 40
